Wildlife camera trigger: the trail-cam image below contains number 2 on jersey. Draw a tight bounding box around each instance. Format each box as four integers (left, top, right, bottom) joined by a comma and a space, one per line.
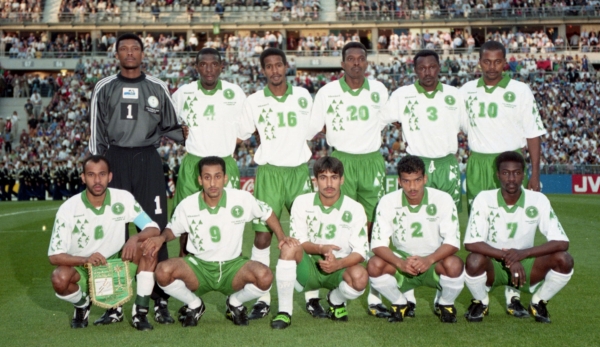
411, 222, 423, 238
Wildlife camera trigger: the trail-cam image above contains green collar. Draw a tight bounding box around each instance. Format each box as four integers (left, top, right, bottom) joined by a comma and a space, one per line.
199, 190, 227, 215
340, 76, 370, 96
476, 73, 511, 94
264, 82, 293, 103
414, 80, 443, 99
313, 193, 344, 214
497, 189, 525, 213
401, 188, 428, 213
81, 189, 111, 216
197, 79, 222, 96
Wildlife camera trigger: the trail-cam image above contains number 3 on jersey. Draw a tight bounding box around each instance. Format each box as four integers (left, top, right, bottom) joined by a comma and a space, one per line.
121, 103, 138, 120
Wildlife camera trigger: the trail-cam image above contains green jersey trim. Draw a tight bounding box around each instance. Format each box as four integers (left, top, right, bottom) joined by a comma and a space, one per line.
476, 73, 511, 94
313, 193, 345, 214
414, 81, 443, 99
197, 79, 223, 96
81, 189, 111, 216
263, 82, 293, 103
401, 188, 429, 213
198, 190, 228, 215
339, 76, 370, 96
496, 188, 525, 213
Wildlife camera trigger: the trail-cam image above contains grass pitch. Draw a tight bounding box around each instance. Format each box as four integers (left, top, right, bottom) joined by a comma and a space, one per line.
0, 195, 598, 347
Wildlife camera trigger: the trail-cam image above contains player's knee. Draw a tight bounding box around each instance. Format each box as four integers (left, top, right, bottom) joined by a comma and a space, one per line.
367, 256, 385, 276
552, 251, 574, 273
254, 232, 272, 249
51, 267, 72, 293
465, 253, 487, 275
441, 255, 464, 277
349, 267, 369, 290
279, 243, 302, 260
254, 264, 273, 290
154, 262, 171, 286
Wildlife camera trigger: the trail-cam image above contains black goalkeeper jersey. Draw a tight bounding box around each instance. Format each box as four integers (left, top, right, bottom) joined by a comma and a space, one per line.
89, 72, 183, 155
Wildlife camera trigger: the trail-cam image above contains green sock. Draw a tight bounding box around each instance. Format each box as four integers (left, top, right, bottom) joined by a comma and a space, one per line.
135, 295, 150, 308
74, 293, 88, 307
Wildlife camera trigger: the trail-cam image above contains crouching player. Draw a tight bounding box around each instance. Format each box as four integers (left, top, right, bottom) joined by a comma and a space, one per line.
368, 155, 464, 323
464, 151, 573, 323
271, 157, 369, 329
48, 155, 160, 330
142, 156, 297, 327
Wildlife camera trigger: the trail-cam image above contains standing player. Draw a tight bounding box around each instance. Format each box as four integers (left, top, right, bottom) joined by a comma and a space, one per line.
238, 48, 318, 319
381, 49, 467, 316
460, 41, 546, 316
48, 156, 160, 330
463, 152, 573, 323
141, 157, 298, 327
89, 33, 183, 324
368, 156, 464, 323
310, 42, 391, 317
171, 47, 246, 254
271, 157, 369, 329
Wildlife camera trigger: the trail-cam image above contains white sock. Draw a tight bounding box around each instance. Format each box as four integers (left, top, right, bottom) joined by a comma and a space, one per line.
230, 283, 270, 307
56, 287, 83, 304
136, 271, 154, 297
465, 272, 489, 306
159, 279, 202, 309
505, 285, 521, 305
433, 289, 441, 306
370, 275, 406, 305
438, 273, 465, 305
275, 260, 296, 315
305, 289, 320, 302
532, 269, 573, 303
367, 287, 383, 305
251, 246, 272, 305
329, 281, 364, 305
403, 289, 416, 304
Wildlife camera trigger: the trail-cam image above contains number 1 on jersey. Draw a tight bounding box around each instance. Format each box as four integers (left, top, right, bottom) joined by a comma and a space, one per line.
154, 196, 163, 214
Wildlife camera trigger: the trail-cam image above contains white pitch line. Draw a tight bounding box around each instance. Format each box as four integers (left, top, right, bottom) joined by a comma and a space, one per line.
0, 229, 46, 233
0, 207, 59, 218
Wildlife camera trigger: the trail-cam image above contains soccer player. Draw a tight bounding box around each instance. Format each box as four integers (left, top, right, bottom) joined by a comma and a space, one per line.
310, 41, 392, 318
463, 151, 573, 323
270, 157, 369, 329
172, 47, 246, 256
381, 49, 467, 316
238, 48, 318, 318
368, 155, 464, 323
48, 156, 161, 330
460, 40, 546, 315
89, 33, 184, 324
141, 157, 298, 327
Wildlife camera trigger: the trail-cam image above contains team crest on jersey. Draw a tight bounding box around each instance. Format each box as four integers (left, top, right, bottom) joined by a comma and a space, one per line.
112, 203, 125, 215
444, 95, 456, 105
525, 206, 538, 218
224, 89, 235, 100
342, 211, 353, 223
147, 96, 159, 108
122, 88, 138, 99
94, 225, 104, 240
371, 92, 380, 103
298, 97, 308, 109
426, 204, 437, 216
503, 91, 516, 103
231, 205, 244, 218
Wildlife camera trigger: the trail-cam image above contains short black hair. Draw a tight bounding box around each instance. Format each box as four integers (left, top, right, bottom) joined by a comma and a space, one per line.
342, 42, 367, 61
480, 40, 506, 59
196, 48, 222, 64
260, 48, 287, 69
397, 155, 425, 177
116, 33, 143, 51
313, 156, 344, 177
495, 151, 526, 171
414, 49, 440, 67
198, 156, 226, 175
82, 155, 111, 174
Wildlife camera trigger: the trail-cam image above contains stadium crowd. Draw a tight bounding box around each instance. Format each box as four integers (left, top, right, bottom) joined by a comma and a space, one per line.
0, 0, 43, 22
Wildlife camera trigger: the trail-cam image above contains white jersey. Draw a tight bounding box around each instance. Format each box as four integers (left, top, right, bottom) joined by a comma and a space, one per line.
371, 187, 460, 257
168, 188, 273, 261
172, 79, 246, 157
464, 189, 568, 249
459, 75, 546, 153
382, 82, 467, 158
311, 77, 391, 154
48, 188, 159, 258
239, 83, 316, 167
290, 193, 369, 260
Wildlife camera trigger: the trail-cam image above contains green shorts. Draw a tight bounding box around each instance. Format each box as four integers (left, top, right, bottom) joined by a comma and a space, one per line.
296, 253, 345, 291
184, 255, 248, 296
393, 251, 440, 292
331, 150, 385, 222
491, 257, 536, 293
74, 254, 136, 295
466, 150, 528, 211
421, 154, 462, 212
173, 153, 240, 209
253, 163, 313, 232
